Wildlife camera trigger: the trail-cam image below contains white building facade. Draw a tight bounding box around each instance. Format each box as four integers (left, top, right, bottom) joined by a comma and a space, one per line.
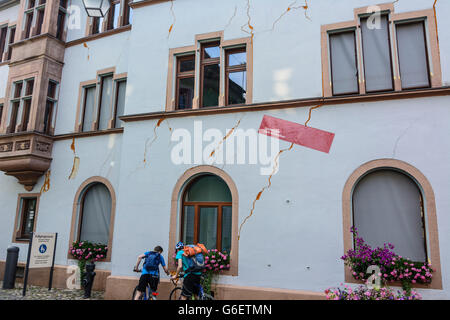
0, 0, 449, 299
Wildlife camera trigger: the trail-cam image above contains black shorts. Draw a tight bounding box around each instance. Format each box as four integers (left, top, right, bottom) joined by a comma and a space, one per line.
181, 273, 201, 298
137, 274, 159, 293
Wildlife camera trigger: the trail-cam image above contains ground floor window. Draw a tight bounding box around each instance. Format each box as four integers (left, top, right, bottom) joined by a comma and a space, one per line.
181, 174, 232, 252
352, 169, 427, 262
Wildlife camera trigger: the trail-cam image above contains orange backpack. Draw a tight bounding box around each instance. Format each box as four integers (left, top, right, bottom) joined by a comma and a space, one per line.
183, 243, 208, 257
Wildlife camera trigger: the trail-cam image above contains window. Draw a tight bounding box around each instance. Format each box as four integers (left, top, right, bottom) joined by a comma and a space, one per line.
123, 0, 133, 26
322, 6, 441, 97
77, 183, 112, 245
107, 1, 121, 31
352, 170, 426, 262
81, 85, 96, 132
15, 196, 38, 241
328, 30, 359, 95
0, 25, 7, 63
9, 78, 34, 133
226, 48, 247, 105
360, 14, 394, 92
78, 70, 126, 132
181, 175, 232, 251
113, 79, 126, 128
6, 26, 15, 61
23, 0, 47, 39
0, 104, 3, 126
396, 21, 430, 89
43, 81, 58, 135
56, 0, 68, 40
97, 74, 113, 130
176, 55, 195, 109
169, 32, 251, 111
89, 0, 132, 35
200, 42, 221, 107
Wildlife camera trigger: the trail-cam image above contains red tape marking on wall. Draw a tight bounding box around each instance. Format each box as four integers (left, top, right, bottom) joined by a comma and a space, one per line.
259, 115, 335, 153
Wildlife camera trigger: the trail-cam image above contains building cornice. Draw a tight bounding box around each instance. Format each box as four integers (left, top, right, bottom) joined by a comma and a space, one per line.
129, 0, 173, 9
120, 86, 450, 122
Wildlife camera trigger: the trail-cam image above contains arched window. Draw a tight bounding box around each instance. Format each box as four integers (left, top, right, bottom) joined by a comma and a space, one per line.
181, 174, 232, 252
78, 183, 112, 245
352, 169, 426, 262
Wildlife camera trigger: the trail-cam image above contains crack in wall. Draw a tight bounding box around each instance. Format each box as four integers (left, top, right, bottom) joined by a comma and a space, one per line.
238, 142, 294, 240
69, 138, 80, 180
143, 118, 166, 165
209, 116, 243, 159
304, 104, 323, 127
83, 42, 90, 60
168, 0, 176, 38
225, 5, 238, 30
40, 170, 51, 194
271, 0, 311, 31
240, 0, 254, 43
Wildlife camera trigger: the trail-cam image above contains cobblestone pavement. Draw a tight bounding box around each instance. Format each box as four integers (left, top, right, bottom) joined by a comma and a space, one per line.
0, 281, 104, 300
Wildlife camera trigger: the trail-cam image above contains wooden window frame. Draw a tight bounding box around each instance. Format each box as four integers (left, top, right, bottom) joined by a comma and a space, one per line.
95, 73, 114, 131
225, 47, 247, 106
166, 32, 253, 112
106, 0, 121, 31
200, 41, 221, 108
394, 19, 431, 91
180, 178, 232, 252
12, 194, 40, 243
175, 54, 195, 110
80, 84, 97, 132
321, 5, 443, 97
328, 29, 360, 96
112, 76, 127, 128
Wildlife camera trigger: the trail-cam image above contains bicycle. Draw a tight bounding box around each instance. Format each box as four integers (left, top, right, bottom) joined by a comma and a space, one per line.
169, 272, 214, 300
131, 268, 159, 300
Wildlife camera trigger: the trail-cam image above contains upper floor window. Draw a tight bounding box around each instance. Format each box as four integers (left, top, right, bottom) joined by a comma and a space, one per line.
167, 32, 252, 111
9, 78, 34, 133
0, 103, 3, 127
322, 5, 442, 97
0, 24, 15, 62
89, 0, 132, 35
56, 0, 68, 40
23, 0, 46, 40
78, 70, 127, 132
44, 81, 59, 135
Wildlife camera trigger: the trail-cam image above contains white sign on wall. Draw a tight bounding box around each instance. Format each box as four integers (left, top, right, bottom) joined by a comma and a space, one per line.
29, 233, 57, 269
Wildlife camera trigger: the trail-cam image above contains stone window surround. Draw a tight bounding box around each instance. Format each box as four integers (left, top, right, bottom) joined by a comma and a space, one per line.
68, 176, 117, 262
342, 159, 442, 290
74, 67, 127, 133
321, 3, 442, 97
165, 31, 253, 112
12, 193, 40, 243
169, 165, 239, 276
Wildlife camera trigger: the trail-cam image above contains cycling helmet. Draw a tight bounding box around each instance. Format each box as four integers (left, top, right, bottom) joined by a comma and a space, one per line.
175, 241, 184, 250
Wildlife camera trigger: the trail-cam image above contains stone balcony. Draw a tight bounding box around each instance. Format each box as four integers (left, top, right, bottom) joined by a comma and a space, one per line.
0, 132, 53, 191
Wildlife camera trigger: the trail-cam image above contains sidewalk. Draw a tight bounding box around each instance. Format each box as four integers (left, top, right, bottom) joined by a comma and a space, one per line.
0, 281, 104, 300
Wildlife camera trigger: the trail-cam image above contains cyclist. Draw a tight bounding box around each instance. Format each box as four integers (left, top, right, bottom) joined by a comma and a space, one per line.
171, 241, 202, 300
133, 245, 169, 300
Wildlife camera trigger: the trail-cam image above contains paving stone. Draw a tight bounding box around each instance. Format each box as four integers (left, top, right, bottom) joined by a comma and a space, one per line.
0, 281, 104, 300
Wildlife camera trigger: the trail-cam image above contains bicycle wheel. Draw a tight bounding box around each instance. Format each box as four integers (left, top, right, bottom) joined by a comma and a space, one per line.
169, 287, 183, 300
132, 286, 144, 300
201, 293, 215, 300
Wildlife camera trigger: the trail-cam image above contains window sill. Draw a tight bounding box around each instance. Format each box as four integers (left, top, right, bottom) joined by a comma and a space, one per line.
53, 128, 124, 141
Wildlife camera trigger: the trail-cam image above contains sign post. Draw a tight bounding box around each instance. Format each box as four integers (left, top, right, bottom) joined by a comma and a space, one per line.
22, 232, 58, 297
